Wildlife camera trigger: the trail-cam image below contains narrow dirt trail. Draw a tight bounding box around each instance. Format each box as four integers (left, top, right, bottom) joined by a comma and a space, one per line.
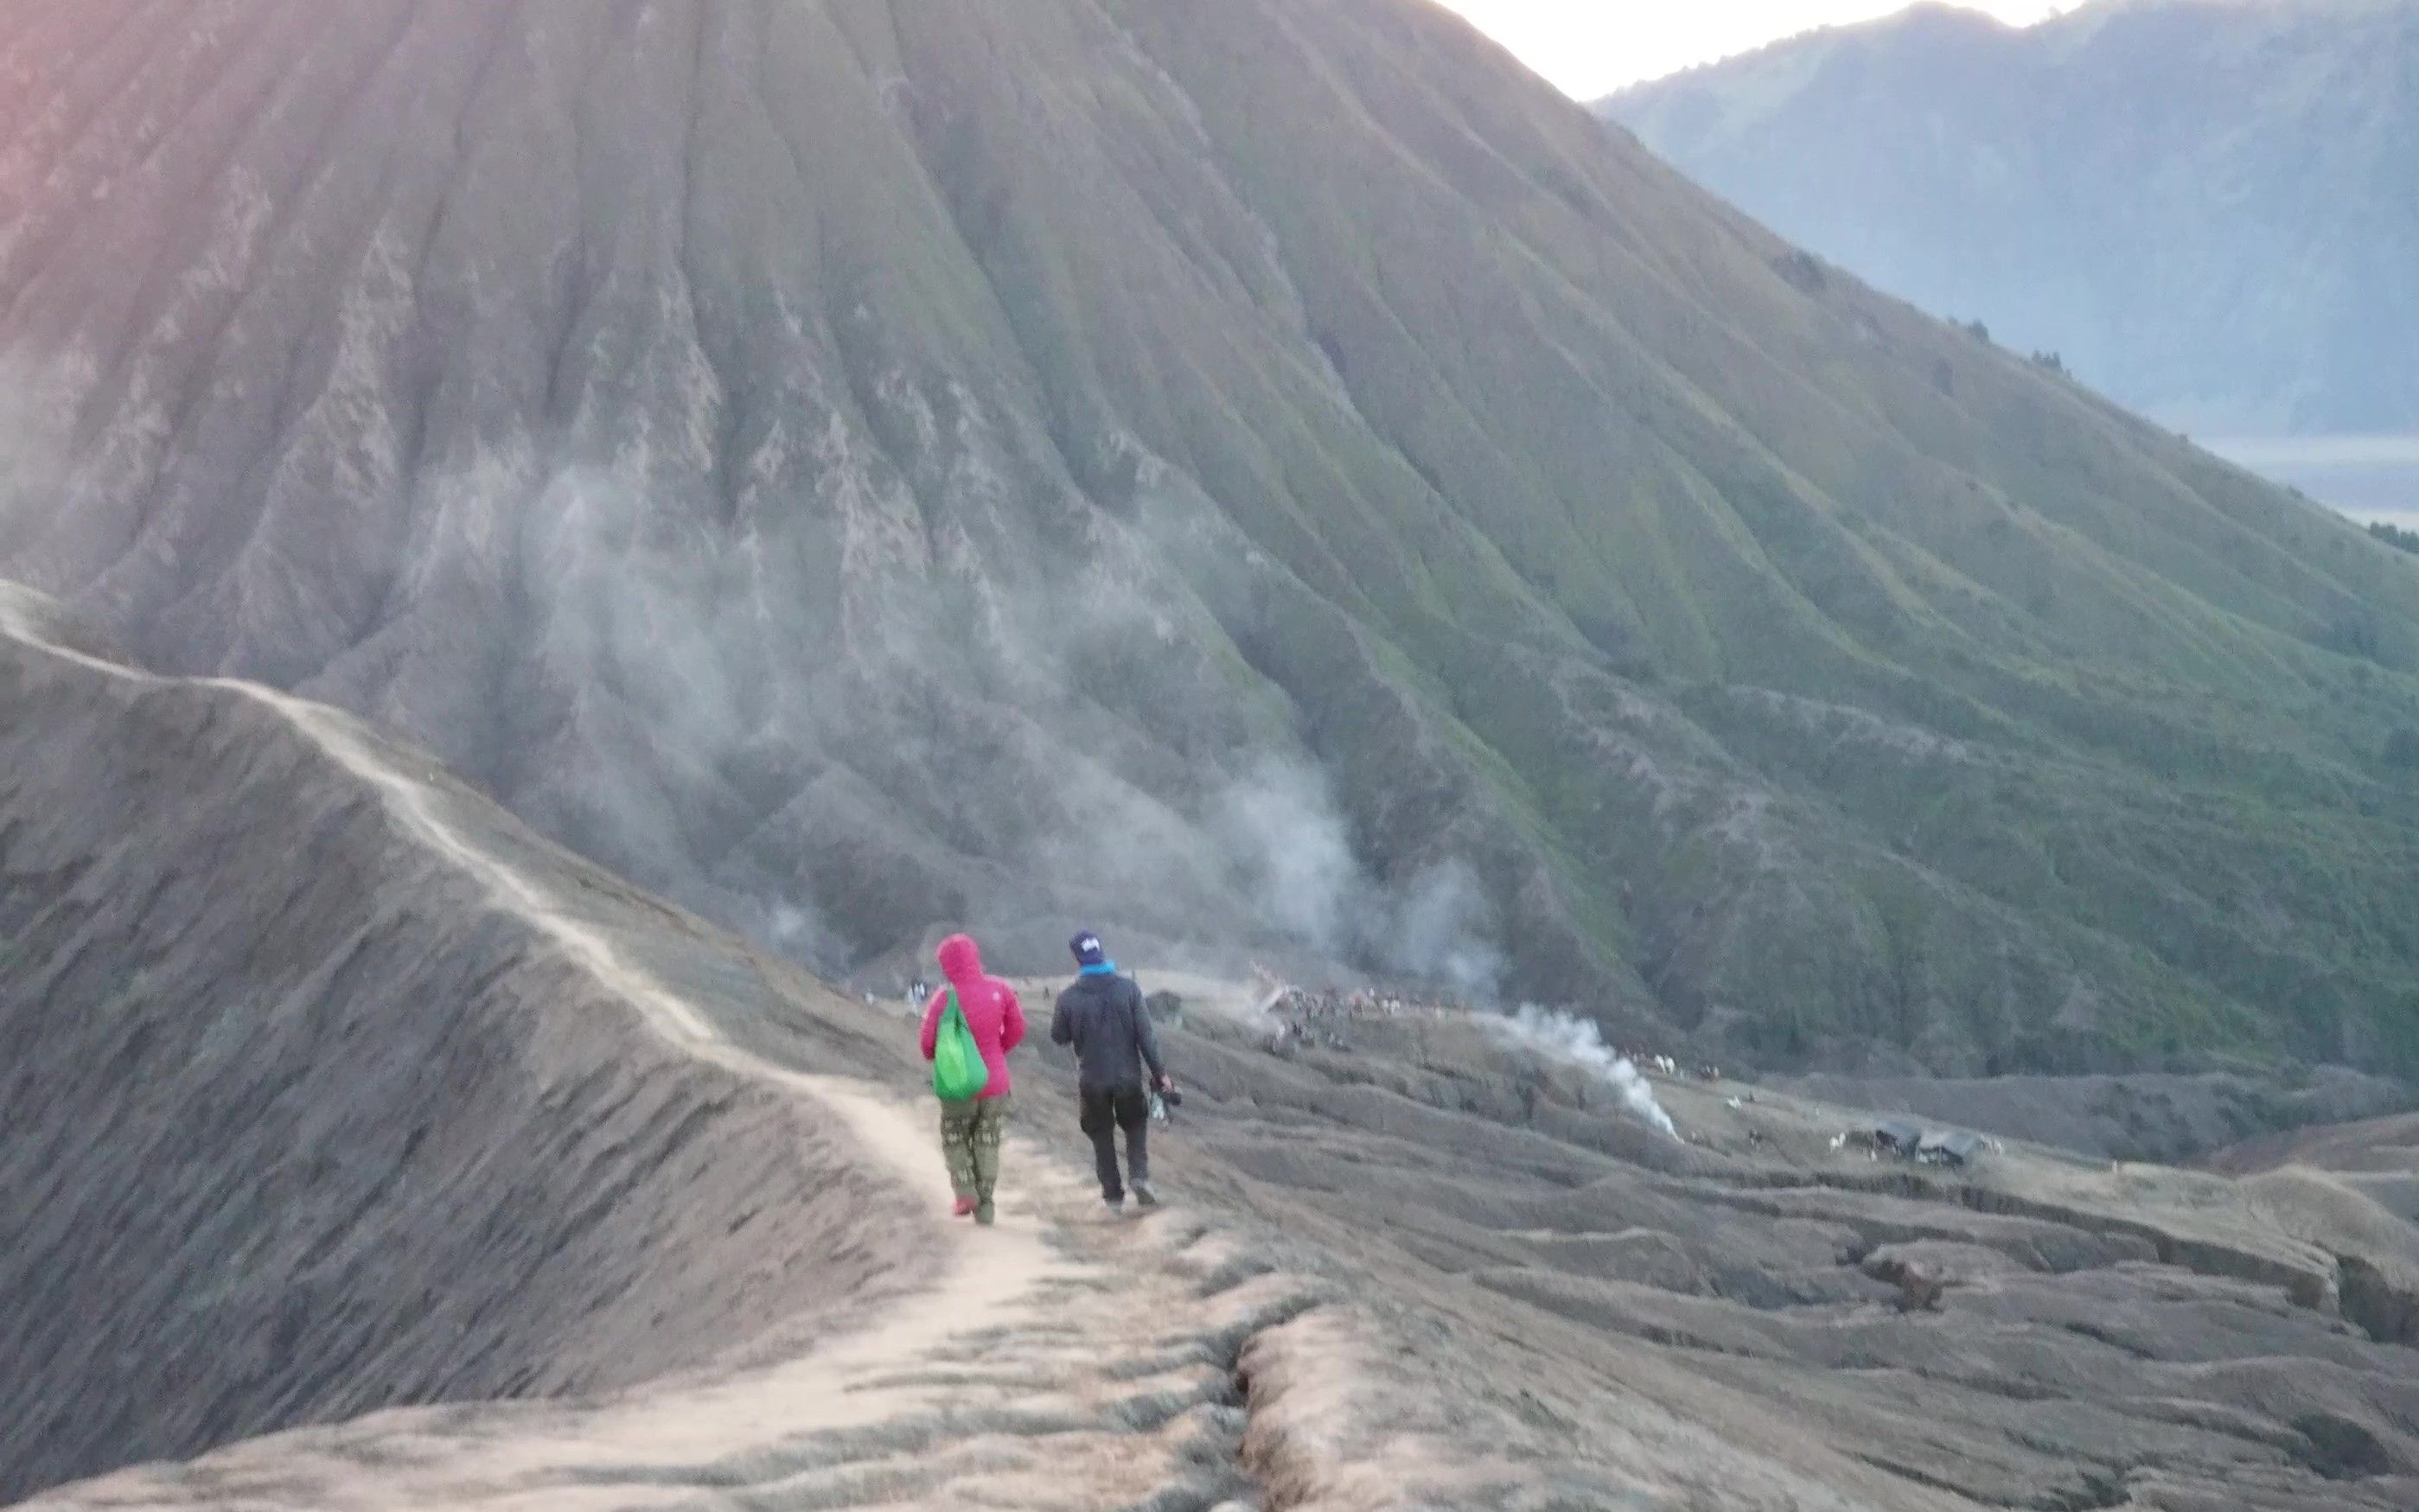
26, 686, 1307, 1511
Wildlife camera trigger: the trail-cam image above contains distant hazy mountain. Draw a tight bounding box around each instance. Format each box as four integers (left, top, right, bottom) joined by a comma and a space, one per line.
1604, 0, 2419, 437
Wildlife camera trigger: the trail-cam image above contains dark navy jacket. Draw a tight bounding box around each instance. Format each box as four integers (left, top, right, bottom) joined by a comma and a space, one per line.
1050, 967, 1165, 1091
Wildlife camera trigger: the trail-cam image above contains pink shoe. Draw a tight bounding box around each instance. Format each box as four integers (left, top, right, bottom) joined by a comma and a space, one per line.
952, 1196, 977, 1218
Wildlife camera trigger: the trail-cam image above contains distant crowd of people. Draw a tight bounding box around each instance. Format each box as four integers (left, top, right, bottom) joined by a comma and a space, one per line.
1616, 1047, 1725, 1082
1252, 967, 1471, 1019
1247, 968, 1473, 1058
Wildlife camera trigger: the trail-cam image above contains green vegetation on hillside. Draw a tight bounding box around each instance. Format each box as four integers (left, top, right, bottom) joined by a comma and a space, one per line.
4, 0, 2419, 1076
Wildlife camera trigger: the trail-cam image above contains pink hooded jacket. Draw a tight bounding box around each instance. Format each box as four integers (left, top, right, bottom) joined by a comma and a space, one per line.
919, 934, 1025, 1100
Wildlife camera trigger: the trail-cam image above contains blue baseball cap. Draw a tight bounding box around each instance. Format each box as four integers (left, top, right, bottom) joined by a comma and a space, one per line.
1069, 930, 1107, 967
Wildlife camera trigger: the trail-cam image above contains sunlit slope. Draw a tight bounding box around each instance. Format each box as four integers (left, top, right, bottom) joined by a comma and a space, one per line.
4, 0, 2419, 1071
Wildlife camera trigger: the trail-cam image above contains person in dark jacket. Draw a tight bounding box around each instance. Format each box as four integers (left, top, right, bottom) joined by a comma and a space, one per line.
1050, 930, 1169, 1212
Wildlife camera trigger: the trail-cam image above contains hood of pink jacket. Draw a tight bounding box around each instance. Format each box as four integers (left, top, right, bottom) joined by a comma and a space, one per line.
937, 933, 984, 989
922, 934, 1023, 1100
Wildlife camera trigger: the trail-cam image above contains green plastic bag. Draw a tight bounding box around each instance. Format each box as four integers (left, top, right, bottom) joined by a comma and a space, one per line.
932, 988, 987, 1102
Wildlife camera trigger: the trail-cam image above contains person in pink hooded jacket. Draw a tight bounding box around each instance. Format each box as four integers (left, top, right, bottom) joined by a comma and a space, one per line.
919, 933, 1026, 1225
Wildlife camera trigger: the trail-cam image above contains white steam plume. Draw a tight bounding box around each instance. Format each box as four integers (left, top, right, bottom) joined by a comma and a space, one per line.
1486, 1005, 1678, 1139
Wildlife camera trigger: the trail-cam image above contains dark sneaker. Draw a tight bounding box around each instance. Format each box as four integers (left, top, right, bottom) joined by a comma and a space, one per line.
1104, 1194, 1126, 1215
1133, 1181, 1159, 1210
975, 1202, 996, 1226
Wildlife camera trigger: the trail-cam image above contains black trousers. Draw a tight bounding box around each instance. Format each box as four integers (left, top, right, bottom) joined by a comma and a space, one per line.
1078, 1083, 1150, 1200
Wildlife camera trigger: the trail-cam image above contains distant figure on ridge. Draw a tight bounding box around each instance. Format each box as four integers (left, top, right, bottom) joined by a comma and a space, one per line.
919, 935, 1024, 1226
1051, 930, 1171, 1214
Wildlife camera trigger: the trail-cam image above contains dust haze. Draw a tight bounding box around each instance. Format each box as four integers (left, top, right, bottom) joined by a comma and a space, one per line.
488, 460, 1509, 990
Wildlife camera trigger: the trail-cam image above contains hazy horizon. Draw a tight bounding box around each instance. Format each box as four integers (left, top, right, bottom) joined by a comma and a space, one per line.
1436, 0, 2079, 97
2205, 434, 2419, 525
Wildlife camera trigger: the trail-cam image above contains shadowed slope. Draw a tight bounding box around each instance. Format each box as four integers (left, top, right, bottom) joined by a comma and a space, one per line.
0, 584, 922, 1497
5, 1, 2419, 1074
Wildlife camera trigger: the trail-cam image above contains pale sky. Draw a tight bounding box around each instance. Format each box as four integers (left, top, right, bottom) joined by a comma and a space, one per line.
1436, 1, 2081, 99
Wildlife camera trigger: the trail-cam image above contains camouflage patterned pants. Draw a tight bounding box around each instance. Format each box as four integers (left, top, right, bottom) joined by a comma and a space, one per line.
939, 1094, 1008, 1207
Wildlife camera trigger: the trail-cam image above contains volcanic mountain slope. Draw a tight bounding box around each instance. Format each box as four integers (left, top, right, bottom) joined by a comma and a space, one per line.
11, 583, 2419, 1510
1602, 0, 2419, 436
8, 1, 2419, 1076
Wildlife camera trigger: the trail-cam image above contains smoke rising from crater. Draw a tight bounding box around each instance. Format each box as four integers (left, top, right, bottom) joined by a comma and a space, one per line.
494, 463, 1509, 989
1210, 758, 1507, 994
1486, 1005, 1679, 1139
